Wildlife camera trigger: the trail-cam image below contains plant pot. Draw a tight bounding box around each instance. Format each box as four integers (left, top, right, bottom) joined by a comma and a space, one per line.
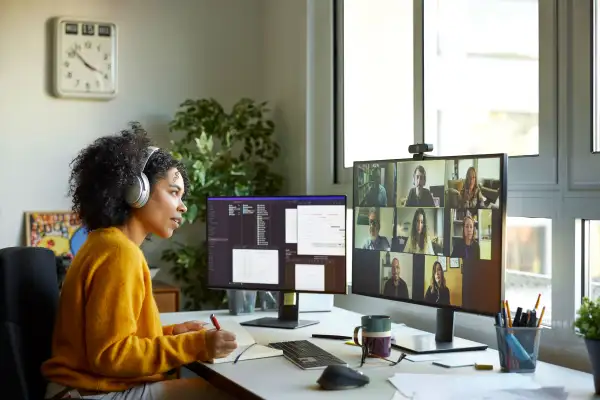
585, 338, 600, 394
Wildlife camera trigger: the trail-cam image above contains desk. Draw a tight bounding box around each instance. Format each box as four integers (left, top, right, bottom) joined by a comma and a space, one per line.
160, 307, 597, 399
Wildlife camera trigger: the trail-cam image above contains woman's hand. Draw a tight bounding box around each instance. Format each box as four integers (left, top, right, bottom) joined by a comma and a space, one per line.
205, 329, 238, 359
172, 320, 209, 335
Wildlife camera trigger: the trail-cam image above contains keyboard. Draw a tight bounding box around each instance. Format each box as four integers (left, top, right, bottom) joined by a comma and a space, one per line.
268, 340, 347, 370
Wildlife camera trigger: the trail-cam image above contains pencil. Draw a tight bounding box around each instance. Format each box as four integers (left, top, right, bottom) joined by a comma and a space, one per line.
505, 300, 513, 327
536, 306, 546, 328
534, 293, 541, 311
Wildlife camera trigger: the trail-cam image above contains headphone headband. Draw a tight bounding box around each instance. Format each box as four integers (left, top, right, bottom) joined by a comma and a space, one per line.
140, 146, 159, 174
125, 146, 159, 209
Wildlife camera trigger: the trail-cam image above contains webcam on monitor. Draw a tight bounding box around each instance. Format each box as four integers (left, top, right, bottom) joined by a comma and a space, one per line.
408, 143, 434, 160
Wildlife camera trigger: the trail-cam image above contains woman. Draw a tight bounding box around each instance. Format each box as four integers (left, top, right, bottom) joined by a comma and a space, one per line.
460, 167, 485, 208
42, 125, 238, 399
403, 208, 434, 254
451, 214, 480, 260
424, 261, 450, 305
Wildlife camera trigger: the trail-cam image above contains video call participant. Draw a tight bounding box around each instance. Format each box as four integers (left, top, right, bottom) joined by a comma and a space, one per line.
405, 165, 435, 207
450, 214, 480, 260
424, 260, 450, 305
362, 208, 391, 251
382, 257, 409, 298
360, 167, 388, 207
460, 166, 486, 209
42, 126, 237, 400
403, 208, 434, 254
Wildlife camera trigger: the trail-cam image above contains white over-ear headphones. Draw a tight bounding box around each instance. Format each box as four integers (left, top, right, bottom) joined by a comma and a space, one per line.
125, 146, 159, 208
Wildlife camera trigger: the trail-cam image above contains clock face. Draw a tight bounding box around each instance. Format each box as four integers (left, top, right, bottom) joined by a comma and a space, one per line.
54, 19, 117, 99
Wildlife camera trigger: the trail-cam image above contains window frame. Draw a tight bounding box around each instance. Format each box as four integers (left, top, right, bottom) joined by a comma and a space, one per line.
305, 0, 597, 368
334, 0, 559, 192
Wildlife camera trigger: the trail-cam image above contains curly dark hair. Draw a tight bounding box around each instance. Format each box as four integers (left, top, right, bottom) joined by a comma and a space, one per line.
68, 122, 190, 231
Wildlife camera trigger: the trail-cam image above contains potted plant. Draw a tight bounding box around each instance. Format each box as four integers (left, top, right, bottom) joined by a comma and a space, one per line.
574, 297, 600, 394
161, 98, 284, 310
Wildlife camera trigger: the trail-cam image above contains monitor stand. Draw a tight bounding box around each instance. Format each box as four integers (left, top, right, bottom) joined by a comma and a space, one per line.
240, 292, 319, 329
392, 308, 488, 354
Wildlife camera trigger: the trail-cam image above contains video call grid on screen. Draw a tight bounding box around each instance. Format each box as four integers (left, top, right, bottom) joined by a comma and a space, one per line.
352, 154, 507, 317
206, 195, 347, 294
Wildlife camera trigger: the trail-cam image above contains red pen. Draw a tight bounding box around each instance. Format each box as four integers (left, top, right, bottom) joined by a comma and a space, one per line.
210, 314, 221, 330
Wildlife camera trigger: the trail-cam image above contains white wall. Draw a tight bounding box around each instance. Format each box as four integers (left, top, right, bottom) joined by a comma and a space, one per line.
262, 0, 308, 196
0, 0, 265, 277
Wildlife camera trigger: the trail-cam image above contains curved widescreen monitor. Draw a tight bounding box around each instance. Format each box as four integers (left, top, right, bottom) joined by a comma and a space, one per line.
352, 154, 507, 319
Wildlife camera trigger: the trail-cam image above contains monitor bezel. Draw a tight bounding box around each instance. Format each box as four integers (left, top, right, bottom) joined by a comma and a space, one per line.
206, 194, 349, 295
351, 152, 508, 318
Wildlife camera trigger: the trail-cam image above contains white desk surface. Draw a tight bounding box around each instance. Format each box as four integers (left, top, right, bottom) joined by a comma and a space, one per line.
160, 307, 597, 399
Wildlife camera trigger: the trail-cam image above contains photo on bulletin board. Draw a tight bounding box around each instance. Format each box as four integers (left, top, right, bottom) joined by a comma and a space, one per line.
24, 211, 89, 257
450, 258, 461, 269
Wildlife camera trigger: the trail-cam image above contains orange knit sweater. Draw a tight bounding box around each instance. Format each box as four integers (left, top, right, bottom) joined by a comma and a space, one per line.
41, 227, 208, 392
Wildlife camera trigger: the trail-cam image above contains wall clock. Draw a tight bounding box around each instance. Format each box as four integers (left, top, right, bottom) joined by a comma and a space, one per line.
52, 17, 118, 100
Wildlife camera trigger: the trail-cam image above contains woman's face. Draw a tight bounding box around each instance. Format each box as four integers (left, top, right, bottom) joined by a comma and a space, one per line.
464, 218, 474, 240
435, 264, 442, 283
468, 170, 476, 189
416, 213, 424, 234
135, 168, 187, 239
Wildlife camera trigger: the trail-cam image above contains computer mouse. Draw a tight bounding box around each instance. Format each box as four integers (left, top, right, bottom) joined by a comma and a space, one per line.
317, 364, 370, 390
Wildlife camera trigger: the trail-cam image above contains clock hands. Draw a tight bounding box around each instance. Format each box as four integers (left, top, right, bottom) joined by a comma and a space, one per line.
73, 48, 100, 73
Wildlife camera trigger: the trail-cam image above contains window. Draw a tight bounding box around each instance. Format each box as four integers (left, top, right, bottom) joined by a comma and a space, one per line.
341, 0, 414, 167
423, 0, 539, 157
326, 0, 586, 364
592, 0, 600, 152
583, 220, 600, 299
505, 217, 552, 326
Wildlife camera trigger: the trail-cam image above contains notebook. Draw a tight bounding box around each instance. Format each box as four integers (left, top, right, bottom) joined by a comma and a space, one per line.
204, 320, 283, 364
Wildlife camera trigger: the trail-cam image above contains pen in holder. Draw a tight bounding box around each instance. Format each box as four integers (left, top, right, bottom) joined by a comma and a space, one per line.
495, 325, 542, 373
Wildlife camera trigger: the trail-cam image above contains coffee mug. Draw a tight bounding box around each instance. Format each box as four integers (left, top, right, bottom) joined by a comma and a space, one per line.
353, 315, 392, 358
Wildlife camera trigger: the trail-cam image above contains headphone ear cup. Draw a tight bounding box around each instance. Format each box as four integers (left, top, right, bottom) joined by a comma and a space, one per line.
136, 173, 151, 208
125, 176, 142, 208
126, 175, 149, 209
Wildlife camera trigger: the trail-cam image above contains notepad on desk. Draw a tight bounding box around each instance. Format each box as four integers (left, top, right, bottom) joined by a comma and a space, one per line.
203, 321, 283, 364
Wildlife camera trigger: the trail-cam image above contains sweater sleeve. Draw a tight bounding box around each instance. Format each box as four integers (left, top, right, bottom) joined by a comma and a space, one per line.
162, 325, 175, 336
84, 246, 209, 377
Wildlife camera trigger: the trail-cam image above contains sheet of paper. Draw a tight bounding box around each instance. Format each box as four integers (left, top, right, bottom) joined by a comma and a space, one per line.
405, 354, 440, 362
390, 391, 405, 400
388, 373, 541, 400
215, 320, 255, 347
462, 387, 568, 400
295, 263, 325, 291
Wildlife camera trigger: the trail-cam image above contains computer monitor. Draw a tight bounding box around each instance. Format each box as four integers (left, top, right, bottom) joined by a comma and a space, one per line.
352, 154, 507, 354
207, 195, 347, 329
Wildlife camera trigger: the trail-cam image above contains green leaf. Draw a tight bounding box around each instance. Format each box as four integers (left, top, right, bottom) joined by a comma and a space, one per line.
575, 297, 600, 340
186, 204, 198, 223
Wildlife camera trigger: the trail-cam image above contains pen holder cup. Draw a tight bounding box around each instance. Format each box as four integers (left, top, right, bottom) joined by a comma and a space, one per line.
495, 326, 543, 373
227, 290, 257, 315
